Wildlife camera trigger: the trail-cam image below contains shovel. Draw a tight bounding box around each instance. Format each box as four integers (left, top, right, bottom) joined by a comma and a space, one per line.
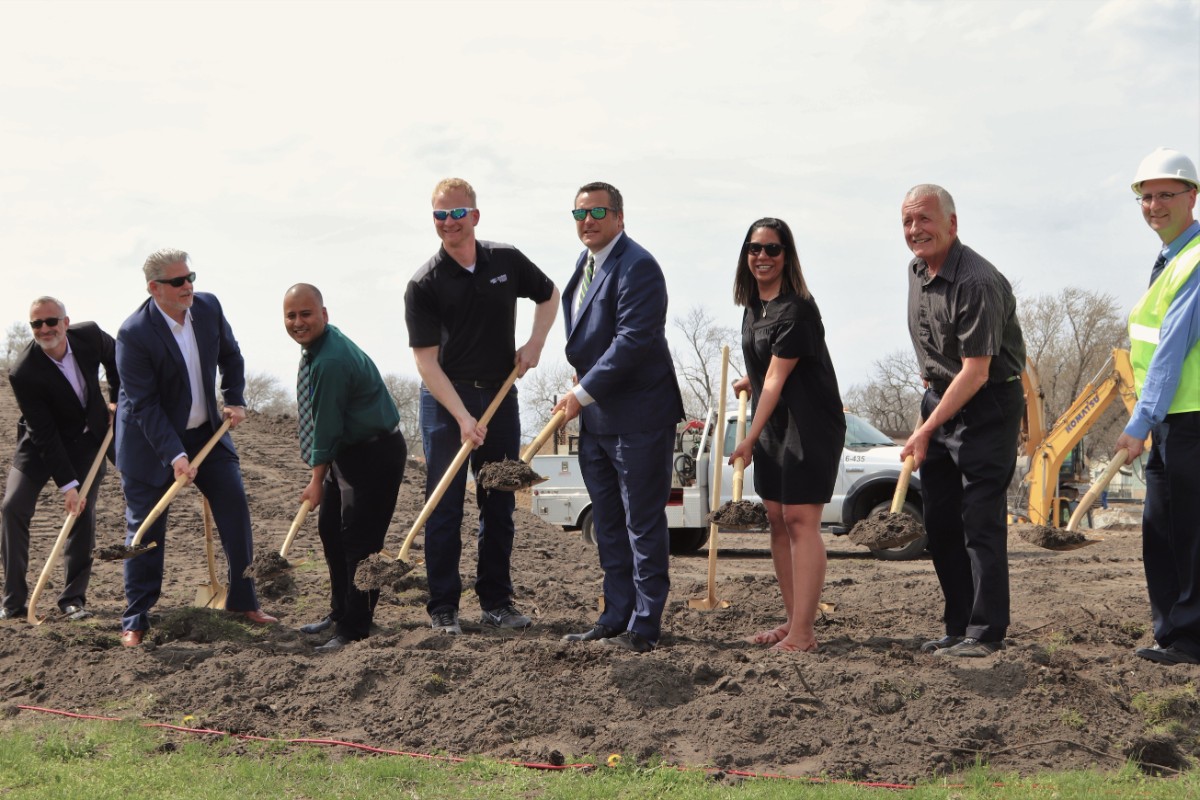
194, 496, 228, 609
1016, 450, 1128, 552
355, 366, 520, 591
690, 345, 731, 611
706, 390, 768, 530
26, 428, 113, 625
98, 418, 232, 560
847, 455, 923, 550
478, 409, 566, 491
243, 500, 311, 580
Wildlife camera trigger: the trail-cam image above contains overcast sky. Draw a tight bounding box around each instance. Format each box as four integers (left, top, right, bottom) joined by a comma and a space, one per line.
2, 0, 1198, 413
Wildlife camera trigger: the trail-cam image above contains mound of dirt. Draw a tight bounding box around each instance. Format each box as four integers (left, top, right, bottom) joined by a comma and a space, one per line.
847, 511, 924, 550
707, 500, 768, 529
1013, 523, 1092, 551
1, 384, 1196, 784
478, 459, 543, 491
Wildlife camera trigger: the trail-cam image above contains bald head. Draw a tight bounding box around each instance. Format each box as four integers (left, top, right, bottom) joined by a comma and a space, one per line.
285, 283, 323, 305
283, 284, 328, 347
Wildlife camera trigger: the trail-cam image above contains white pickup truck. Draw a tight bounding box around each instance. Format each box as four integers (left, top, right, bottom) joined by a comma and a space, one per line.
529, 409, 927, 560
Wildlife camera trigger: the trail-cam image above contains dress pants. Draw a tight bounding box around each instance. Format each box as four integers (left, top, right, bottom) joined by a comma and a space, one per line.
121, 423, 258, 632
419, 385, 519, 615
318, 430, 406, 641
920, 380, 1024, 642
1, 441, 106, 612
577, 424, 675, 644
1142, 411, 1200, 657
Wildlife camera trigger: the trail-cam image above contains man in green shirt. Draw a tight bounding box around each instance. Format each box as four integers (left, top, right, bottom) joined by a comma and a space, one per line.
284, 283, 407, 652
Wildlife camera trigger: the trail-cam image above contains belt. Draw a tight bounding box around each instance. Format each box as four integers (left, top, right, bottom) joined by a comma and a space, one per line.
928, 374, 1020, 394
360, 425, 402, 447
452, 379, 505, 390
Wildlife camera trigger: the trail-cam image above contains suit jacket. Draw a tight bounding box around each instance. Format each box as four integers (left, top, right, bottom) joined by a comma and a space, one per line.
8, 322, 119, 487
563, 233, 684, 435
115, 293, 246, 485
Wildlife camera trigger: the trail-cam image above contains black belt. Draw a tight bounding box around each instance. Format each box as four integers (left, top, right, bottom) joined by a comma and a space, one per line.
452, 379, 505, 390
928, 374, 1020, 394
360, 425, 402, 447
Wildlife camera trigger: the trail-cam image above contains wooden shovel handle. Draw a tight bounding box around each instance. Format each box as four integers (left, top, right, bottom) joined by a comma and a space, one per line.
202, 496, 220, 588
396, 366, 520, 563
520, 410, 566, 463
1066, 449, 1127, 533
129, 418, 233, 548
279, 500, 312, 558
731, 390, 750, 502
890, 456, 915, 514
27, 427, 113, 625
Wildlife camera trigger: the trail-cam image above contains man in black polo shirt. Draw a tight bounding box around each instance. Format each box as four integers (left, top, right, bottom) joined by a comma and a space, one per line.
900, 184, 1026, 659
404, 178, 559, 635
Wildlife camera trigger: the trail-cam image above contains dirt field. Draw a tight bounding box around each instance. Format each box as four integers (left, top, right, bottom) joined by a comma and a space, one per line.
1, 385, 1197, 784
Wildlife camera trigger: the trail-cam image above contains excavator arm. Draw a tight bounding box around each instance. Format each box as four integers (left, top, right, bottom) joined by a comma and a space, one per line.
1022, 349, 1138, 527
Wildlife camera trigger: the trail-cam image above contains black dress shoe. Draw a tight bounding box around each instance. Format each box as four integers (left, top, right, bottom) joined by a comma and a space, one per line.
919, 634, 965, 653
0, 606, 28, 621
315, 635, 351, 653
561, 623, 618, 643
1136, 645, 1200, 665
299, 616, 334, 635
602, 631, 655, 653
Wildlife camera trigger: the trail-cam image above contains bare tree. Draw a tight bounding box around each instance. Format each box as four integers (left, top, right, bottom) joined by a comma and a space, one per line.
842, 349, 923, 437
518, 360, 578, 450
383, 373, 422, 452
2, 321, 32, 371
671, 304, 743, 419
243, 370, 293, 416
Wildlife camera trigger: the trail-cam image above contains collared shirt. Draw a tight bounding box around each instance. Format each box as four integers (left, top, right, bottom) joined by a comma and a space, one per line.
154, 302, 209, 430
405, 239, 555, 383
906, 239, 1026, 386
49, 341, 87, 408
1124, 219, 1200, 440
302, 324, 400, 467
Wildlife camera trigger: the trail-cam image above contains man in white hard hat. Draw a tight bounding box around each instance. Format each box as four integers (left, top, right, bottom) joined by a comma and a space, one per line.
1116, 147, 1200, 666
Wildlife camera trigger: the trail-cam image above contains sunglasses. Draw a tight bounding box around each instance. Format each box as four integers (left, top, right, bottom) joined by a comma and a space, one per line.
746, 243, 784, 257
154, 272, 197, 288
572, 207, 612, 221
30, 317, 63, 330
432, 207, 475, 221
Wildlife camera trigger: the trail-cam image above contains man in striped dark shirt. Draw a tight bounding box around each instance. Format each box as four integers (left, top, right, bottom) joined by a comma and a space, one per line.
900, 184, 1026, 659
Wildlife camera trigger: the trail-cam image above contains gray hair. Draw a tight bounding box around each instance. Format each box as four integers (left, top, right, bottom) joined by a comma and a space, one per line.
30, 296, 67, 316
143, 249, 190, 282
904, 184, 956, 216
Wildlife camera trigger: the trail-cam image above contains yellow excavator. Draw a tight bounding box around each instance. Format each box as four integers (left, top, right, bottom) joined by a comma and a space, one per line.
1017, 349, 1139, 527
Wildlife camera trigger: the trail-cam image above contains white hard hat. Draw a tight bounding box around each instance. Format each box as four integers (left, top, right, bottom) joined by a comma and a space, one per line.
1131, 147, 1200, 194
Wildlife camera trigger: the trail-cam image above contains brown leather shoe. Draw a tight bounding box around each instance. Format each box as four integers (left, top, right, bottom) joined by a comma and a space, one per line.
121, 629, 144, 648
236, 609, 279, 625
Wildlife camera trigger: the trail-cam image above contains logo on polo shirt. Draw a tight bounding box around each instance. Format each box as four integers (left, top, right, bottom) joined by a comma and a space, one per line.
490, 274, 508, 285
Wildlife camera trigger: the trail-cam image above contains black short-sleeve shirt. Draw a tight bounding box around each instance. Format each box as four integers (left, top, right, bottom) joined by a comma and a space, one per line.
906, 239, 1026, 386
405, 240, 555, 383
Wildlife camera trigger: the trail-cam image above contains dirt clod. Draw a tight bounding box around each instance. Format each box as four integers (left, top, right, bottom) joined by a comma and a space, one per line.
353, 552, 413, 591
1014, 524, 1090, 550
478, 459, 544, 491
707, 500, 768, 529
243, 551, 291, 580
95, 543, 155, 561
847, 512, 923, 549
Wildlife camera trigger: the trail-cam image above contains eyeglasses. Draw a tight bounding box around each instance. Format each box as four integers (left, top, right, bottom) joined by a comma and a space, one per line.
30, 317, 62, 330
432, 207, 475, 221
572, 207, 612, 221
155, 272, 197, 288
746, 243, 784, 257
1137, 189, 1194, 206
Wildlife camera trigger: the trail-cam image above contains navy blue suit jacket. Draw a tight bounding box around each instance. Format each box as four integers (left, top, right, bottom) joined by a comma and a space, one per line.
114, 293, 246, 485
563, 233, 684, 435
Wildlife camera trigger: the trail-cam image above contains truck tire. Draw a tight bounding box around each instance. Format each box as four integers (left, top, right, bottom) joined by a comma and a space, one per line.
669, 528, 707, 555
579, 509, 596, 548
865, 499, 928, 561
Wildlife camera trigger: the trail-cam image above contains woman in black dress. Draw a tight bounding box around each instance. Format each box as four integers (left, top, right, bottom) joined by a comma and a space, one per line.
728, 218, 845, 652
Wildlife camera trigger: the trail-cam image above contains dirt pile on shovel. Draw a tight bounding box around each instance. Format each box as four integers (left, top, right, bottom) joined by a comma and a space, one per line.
354, 551, 413, 591
1014, 523, 1088, 550
478, 459, 544, 491
707, 500, 768, 529
243, 551, 291, 580
848, 511, 923, 549
95, 543, 153, 561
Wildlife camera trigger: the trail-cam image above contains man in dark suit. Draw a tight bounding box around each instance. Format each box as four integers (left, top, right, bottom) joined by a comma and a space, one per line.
115, 249, 277, 647
2, 297, 118, 621
553, 181, 685, 653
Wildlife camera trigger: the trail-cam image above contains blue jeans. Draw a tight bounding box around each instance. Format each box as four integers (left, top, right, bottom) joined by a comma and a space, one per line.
419, 384, 519, 614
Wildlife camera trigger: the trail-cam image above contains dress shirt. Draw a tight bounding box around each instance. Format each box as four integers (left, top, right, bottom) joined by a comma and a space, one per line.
571, 232, 625, 408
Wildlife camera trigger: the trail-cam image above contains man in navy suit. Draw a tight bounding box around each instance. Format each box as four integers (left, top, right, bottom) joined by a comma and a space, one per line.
553, 181, 685, 653
115, 249, 277, 647
2, 297, 118, 621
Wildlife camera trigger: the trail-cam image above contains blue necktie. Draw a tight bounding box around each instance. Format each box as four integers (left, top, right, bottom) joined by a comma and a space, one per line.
1149, 252, 1167, 287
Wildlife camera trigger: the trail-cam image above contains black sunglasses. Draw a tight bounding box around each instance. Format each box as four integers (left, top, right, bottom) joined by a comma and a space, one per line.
30, 317, 62, 330
155, 271, 197, 288
746, 243, 784, 257
572, 207, 612, 221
